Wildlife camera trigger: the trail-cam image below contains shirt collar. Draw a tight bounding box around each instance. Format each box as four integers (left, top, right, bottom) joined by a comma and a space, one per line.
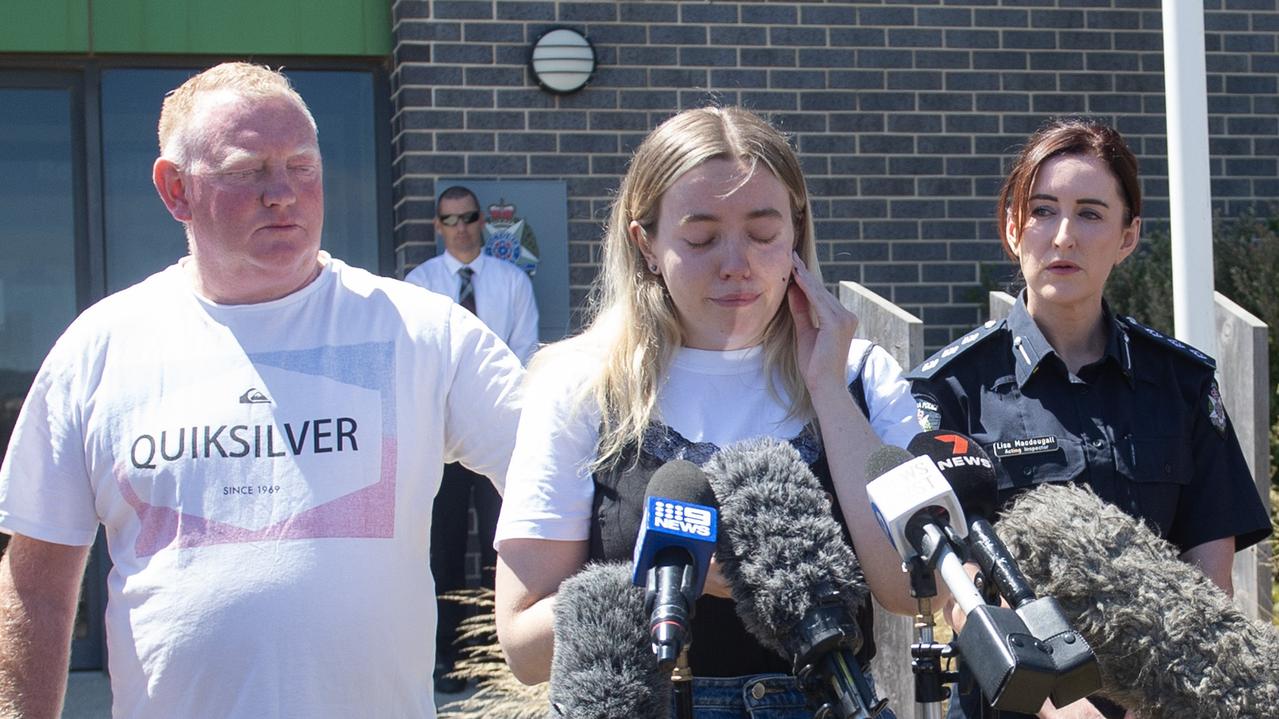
1008, 291, 1134, 387
441, 250, 482, 275
1103, 300, 1136, 386
1007, 291, 1053, 387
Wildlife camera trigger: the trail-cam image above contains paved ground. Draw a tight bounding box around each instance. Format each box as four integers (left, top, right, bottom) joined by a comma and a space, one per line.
62, 671, 477, 718
62, 672, 110, 719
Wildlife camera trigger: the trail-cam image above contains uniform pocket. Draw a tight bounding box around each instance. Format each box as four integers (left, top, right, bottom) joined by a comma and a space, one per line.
1123, 436, 1191, 538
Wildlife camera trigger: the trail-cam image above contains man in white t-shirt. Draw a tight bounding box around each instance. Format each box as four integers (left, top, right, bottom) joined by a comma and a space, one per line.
403, 185, 537, 694
0, 63, 523, 719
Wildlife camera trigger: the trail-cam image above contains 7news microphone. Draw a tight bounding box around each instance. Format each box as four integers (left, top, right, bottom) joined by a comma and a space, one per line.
906, 431, 1101, 708
865, 436, 1099, 714
705, 437, 888, 719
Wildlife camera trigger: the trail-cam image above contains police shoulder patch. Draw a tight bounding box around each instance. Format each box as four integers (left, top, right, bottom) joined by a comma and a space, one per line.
905, 318, 1007, 380
915, 397, 942, 432
1206, 379, 1228, 436
1117, 316, 1216, 369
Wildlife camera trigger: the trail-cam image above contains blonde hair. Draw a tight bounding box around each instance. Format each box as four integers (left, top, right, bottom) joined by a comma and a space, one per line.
157, 62, 316, 166
541, 106, 821, 470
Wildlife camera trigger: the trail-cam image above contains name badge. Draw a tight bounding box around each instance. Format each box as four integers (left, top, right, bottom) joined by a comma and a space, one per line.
991, 436, 1059, 458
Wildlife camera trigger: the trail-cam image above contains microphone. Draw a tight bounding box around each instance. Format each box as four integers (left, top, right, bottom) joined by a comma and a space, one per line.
548, 561, 671, 719
905, 430, 1101, 709
996, 481, 1279, 719
631, 460, 718, 671
704, 437, 888, 718
865, 445, 1060, 714
905, 432, 997, 520
864, 446, 984, 617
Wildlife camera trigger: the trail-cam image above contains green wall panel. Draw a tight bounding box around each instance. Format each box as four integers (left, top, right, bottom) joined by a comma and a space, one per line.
0, 0, 90, 52
92, 0, 390, 56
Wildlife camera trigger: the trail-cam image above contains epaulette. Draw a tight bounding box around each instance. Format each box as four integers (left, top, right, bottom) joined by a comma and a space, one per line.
905, 318, 1007, 380
1116, 315, 1216, 369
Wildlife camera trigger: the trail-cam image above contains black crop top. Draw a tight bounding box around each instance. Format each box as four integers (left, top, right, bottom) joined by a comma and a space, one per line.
586, 375, 878, 677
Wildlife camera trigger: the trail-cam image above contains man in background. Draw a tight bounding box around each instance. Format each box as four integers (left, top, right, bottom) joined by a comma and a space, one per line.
405, 186, 538, 693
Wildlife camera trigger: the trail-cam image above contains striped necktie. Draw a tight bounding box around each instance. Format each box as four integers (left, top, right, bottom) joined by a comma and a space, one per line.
457, 266, 476, 315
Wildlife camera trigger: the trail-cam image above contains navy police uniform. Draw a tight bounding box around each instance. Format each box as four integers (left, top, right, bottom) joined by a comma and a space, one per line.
907, 292, 1271, 719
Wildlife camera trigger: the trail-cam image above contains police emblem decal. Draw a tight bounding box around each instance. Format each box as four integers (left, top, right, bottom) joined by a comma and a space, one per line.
483, 199, 540, 276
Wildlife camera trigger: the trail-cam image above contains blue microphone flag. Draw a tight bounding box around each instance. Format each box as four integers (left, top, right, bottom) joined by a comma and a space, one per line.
631, 494, 718, 595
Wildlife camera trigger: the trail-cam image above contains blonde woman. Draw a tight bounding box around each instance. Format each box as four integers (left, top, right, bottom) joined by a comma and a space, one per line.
494, 107, 919, 718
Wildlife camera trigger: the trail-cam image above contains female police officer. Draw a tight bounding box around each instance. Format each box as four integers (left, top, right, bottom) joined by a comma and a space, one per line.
907, 118, 1271, 719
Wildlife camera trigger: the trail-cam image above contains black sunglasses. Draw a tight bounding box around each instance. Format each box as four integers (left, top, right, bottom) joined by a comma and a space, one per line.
439, 210, 482, 227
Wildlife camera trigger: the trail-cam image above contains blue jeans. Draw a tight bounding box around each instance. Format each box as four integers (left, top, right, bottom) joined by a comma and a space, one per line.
676, 673, 900, 719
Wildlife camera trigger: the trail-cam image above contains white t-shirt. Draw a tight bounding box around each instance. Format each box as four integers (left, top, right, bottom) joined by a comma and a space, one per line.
495, 339, 918, 545
404, 252, 540, 365
0, 255, 524, 719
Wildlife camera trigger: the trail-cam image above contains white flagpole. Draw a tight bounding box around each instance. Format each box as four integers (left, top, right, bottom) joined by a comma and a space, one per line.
1162, 0, 1217, 357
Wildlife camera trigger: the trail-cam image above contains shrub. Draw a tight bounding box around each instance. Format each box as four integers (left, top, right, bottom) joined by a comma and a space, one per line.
1108, 214, 1279, 622
1106, 213, 1279, 489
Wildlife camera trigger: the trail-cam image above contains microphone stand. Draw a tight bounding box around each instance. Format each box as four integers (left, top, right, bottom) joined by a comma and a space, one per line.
671, 645, 694, 719
905, 523, 1055, 717
907, 551, 956, 719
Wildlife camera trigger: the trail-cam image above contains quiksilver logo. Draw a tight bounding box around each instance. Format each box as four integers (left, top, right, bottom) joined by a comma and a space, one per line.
128, 417, 359, 469
240, 388, 271, 404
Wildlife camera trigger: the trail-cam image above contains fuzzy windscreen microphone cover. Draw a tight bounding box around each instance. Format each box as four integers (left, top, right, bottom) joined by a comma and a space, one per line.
547, 561, 670, 719
702, 436, 869, 659
996, 482, 1279, 719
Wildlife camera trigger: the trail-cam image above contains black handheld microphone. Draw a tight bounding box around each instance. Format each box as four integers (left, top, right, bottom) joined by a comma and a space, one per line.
548, 561, 671, 719
907, 430, 1101, 709
704, 437, 887, 719
996, 482, 1279, 719
629, 460, 718, 671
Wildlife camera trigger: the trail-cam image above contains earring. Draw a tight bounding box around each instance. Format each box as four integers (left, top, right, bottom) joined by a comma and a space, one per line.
649, 264, 658, 273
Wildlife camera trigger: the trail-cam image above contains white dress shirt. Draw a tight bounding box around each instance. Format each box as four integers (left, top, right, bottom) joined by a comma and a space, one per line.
404, 251, 540, 364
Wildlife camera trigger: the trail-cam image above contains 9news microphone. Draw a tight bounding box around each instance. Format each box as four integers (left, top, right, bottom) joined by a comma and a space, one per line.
906, 431, 1101, 707
865, 445, 1059, 714
631, 459, 718, 671
704, 437, 888, 718
548, 561, 670, 719
995, 481, 1279, 719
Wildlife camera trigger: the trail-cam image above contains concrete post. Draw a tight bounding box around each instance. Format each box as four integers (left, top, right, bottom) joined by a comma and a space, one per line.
989, 291, 1015, 322
1215, 292, 1273, 620
838, 281, 924, 714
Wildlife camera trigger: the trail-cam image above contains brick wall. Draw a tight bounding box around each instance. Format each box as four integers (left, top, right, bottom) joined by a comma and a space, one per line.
391, 0, 1279, 351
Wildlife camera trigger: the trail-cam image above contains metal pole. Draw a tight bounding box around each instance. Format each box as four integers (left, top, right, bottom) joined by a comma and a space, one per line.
671, 647, 694, 719
913, 602, 944, 719
1161, 0, 1217, 356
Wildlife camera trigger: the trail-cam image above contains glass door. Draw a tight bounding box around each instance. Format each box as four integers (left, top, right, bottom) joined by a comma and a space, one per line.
0, 72, 107, 670
100, 67, 390, 291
